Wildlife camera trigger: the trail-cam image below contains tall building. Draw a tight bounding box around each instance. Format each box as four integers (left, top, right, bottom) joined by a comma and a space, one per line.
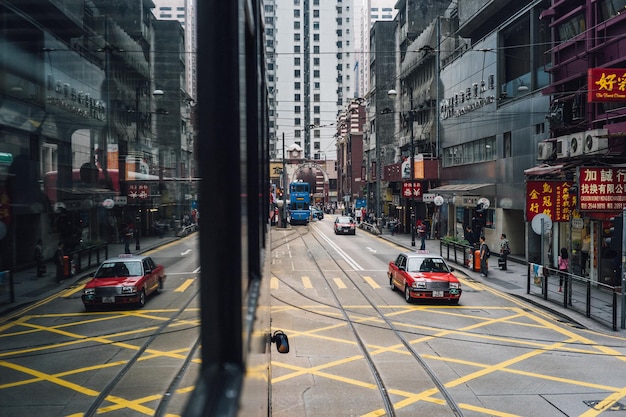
152, 0, 197, 100
355, 0, 397, 99
267, 0, 357, 161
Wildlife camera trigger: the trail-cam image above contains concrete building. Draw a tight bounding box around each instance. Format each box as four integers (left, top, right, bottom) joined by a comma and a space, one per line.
266, 0, 356, 161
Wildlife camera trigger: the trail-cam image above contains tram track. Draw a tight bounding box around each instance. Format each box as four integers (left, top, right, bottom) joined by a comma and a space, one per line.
279, 224, 464, 417
81, 289, 201, 417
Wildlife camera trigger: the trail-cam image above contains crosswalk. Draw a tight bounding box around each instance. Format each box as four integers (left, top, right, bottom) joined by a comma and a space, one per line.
271, 275, 383, 290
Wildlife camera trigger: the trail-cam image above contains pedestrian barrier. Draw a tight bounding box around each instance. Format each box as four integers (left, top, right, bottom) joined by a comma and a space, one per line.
528, 263, 621, 331
0, 270, 12, 304
358, 222, 381, 235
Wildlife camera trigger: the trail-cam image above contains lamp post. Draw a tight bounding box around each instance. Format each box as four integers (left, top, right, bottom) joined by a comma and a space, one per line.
388, 88, 416, 246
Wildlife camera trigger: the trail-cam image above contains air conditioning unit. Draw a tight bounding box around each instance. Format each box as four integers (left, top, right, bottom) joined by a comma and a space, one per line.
584, 128, 609, 155
537, 142, 554, 161
569, 133, 584, 157
556, 136, 569, 159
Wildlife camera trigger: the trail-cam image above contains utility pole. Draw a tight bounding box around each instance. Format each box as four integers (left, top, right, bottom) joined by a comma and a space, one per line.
282, 132, 287, 228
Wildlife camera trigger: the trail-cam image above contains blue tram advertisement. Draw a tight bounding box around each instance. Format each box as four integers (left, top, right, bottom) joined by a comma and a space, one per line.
289, 181, 311, 225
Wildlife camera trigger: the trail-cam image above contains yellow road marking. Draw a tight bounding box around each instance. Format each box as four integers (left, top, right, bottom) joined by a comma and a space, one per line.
363, 276, 380, 289
333, 277, 347, 289
175, 278, 195, 292
271, 276, 279, 289
302, 276, 313, 288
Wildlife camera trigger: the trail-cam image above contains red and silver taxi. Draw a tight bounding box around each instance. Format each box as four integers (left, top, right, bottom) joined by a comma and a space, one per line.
334, 216, 356, 235
388, 251, 461, 304
82, 254, 166, 310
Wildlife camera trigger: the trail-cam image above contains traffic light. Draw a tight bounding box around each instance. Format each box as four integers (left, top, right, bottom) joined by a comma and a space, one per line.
605, 216, 623, 252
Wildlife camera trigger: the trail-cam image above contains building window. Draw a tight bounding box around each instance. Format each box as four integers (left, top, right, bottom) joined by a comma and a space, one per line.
314, 82, 320, 89
295, 118, 301, 126
314, 45, 320, 54
557, 12, 585, 41
503, 131, 511, 158
313, 70, 320, 78
313, 94, 320, 102
313, 57, 320, 66
295, 106, 301, 114
294, 33, 300, 41
295, 69, 301, 78
313, 106, 320, 113
294, 82, 301, 90
294, 57, 300, 66
294, 94, 301, 101
294, 21, 300, 30
294, 9, 300, 18
600, 0, 626, 21
313, 22, 319, 30
295, 130, 301, 138
294, 45, 300, 53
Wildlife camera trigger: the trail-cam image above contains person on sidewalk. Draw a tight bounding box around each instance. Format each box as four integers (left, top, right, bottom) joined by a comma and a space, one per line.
34, 239, 45, 277
499, 234, 510, 270
558, 247, 569, 292
54, 241, 65, 283
479, 236, 490, 277
416, 218, 427, 250
464, 225, 476, 249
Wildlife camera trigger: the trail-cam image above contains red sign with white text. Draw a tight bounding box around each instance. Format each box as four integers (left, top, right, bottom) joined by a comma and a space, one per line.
588, 68, 626, 102
526, 180, 575, 222
402, 181, 422, 199
578, 167, 626, 212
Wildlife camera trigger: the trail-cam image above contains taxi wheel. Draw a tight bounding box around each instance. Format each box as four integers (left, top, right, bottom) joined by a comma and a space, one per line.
404, 287, 412, 303
389, 276, 395, 291
137, 289, 146, 308
155, 279, 162, 294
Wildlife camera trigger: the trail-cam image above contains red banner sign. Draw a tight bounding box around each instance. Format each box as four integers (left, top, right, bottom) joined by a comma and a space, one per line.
578, 167, 626, 212
588, 68, 626, 102
526, 180, 575, 222
402, 181, 422, 199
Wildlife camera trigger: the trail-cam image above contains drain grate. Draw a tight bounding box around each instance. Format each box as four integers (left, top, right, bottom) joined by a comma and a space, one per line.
583, 400, 626, 411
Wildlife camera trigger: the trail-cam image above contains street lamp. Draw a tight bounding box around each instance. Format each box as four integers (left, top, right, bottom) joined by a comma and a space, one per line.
388, 88, 416, 247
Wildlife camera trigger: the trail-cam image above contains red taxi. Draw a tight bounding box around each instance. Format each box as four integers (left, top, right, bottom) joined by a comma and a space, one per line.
388, 251, 461, 304
334, 216, 356, 235
82, 254, 166, 310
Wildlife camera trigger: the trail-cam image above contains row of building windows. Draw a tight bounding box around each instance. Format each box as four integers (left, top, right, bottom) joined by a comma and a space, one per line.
442, 136, 496, 167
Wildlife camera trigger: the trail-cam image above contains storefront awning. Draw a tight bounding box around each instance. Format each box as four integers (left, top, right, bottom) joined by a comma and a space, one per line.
428, 183, 494, 195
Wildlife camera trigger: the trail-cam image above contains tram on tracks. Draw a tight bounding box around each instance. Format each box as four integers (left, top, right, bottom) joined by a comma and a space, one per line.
184, 0, 288, 416
288, 181, 311, 225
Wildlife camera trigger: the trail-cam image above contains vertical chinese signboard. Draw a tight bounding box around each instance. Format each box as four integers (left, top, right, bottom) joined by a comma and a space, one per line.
588, 68, 626, 102
402, 182, 422, 199
578, 167, 626, 212
526, 181, 576, 222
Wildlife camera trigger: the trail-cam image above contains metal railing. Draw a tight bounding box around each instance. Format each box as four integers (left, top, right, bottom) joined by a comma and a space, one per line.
438, 240, 622, 331
528, 264, 621, 331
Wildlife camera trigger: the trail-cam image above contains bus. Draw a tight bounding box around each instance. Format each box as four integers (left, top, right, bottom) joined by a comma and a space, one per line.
289, 181, 311, 225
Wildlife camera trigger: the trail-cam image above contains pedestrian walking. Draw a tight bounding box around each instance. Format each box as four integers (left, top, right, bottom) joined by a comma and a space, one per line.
499, 234, 510, 270
479, 236, 490, 277
416, 218, 427, 250
34, 239, 45, 277
54, 242, 65, 283
558, 247, 569, 292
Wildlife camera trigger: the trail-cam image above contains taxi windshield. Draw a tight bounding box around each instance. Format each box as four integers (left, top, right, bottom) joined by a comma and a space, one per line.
407, 257, 449, 273
95, 261, 142, 278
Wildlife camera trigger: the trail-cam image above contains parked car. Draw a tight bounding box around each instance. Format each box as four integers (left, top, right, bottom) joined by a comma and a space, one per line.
82, 254, 166, 310
310, 206, 324, 220
334, 216, 356, 235
388, 251, 461, 304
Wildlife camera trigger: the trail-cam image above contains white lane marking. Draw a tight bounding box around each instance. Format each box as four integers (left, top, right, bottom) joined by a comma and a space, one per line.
312, 224, 364, 271
181, 249, 192, 256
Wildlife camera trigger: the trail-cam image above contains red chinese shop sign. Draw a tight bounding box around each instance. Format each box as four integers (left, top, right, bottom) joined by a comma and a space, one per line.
578, 167, 626, 212
526, 181, 575, 222
588, 68, 626, 102
402, 181, 422, 199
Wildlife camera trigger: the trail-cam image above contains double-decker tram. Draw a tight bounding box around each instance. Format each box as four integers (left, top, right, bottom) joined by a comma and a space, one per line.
288, 181, 311, 225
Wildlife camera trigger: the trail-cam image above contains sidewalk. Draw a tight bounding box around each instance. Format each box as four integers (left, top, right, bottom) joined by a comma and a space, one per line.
0, 232, 180, 318
374, 226, 625, 334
